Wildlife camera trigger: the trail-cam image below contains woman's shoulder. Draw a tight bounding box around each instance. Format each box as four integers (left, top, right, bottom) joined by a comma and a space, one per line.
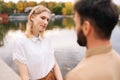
43, 36, 54, 48
44, 36, 52, 43
14, 34, 28, 45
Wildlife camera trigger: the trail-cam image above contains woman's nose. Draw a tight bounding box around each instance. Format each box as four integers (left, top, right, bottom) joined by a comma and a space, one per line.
44, 19, 48, 25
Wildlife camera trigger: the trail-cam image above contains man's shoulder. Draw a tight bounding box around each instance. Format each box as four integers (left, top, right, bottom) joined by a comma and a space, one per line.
111, 50, 120, 61
65, 60, 90, 80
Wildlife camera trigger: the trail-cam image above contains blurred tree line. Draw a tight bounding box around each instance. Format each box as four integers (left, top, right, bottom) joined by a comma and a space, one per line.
0, 0, 73, 15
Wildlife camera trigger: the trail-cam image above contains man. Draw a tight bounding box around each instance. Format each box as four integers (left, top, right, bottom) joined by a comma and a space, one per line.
65, 0, 120, 80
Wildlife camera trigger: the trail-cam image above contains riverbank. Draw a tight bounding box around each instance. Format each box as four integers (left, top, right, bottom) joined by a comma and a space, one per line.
0, 13, 120, 22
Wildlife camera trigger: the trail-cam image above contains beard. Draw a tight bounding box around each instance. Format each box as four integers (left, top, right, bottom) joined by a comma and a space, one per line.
77, 29, 87, 46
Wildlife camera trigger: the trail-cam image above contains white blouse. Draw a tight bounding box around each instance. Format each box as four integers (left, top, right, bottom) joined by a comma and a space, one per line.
13, 34, 55, 80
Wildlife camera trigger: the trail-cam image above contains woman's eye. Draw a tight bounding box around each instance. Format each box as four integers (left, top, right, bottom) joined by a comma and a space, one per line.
47, 18, 50, 22
41, 16, 50, 22
41, 16, 46, 20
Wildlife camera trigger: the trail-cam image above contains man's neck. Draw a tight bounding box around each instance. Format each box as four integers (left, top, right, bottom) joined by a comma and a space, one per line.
87, 39, 111, 50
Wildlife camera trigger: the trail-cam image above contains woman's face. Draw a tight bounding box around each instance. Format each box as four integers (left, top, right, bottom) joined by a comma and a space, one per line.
31, 11, 51, 33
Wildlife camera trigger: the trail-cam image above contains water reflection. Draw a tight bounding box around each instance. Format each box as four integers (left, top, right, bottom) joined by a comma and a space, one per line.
0, 18, 120, 53
48, 17, 74, 30
0, 22, 26, 46
0, 17, 74, 47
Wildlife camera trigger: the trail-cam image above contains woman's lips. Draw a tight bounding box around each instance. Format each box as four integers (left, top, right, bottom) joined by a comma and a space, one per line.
41, 25, 46, 29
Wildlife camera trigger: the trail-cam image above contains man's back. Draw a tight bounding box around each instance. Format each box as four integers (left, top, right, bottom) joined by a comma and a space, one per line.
65, 45, 120, 80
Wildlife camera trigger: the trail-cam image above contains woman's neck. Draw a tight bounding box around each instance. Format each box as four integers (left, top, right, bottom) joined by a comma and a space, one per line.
32, 31, 39, 37
32, 31, 44, 39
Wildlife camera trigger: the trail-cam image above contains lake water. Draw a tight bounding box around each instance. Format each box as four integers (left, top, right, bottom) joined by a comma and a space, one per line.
0, 17, 120, 76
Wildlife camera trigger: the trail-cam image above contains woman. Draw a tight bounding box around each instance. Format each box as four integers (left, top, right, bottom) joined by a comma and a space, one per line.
13, 5, 63, 80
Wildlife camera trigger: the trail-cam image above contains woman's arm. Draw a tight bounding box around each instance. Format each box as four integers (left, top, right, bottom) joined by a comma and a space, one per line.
16, 61, 30, 80
54, 60, 63, 80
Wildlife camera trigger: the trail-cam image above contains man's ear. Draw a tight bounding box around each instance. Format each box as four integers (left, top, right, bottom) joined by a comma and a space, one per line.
82, 21, 91, 36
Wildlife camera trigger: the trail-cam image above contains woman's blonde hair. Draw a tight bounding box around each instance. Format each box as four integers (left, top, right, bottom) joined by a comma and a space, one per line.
25, 5, 51, 38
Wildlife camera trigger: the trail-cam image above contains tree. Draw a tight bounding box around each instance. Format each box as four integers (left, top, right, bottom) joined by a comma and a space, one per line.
0, 1, 8, 13
62, 2, 73, 15
0, 1, 15, 14
23, 1, 28, 9
17, 1, 24, 13
52, 4, 63, 15
28, 1, 37, 7
47, 2, 55, 11
38, 1, 47, 7
6, 2, 17, 14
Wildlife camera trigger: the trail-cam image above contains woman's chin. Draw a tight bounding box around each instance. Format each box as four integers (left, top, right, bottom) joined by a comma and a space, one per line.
42, 28, 46, 31
39, 29, 46, 32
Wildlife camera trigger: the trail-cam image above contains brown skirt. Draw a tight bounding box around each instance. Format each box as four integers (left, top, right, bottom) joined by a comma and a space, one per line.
38, 70, 57, 80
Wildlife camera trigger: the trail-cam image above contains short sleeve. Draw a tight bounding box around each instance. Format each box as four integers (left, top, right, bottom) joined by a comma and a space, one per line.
13, 40, 27, 64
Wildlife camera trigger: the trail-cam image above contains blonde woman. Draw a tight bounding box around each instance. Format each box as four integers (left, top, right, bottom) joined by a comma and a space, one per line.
13, 5, 63, 80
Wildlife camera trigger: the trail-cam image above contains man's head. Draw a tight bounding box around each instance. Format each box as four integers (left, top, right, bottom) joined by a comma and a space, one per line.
74, 0, 119, 46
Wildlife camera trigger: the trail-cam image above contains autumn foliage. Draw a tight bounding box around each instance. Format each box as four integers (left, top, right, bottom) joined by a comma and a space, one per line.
0, 1, 74, 15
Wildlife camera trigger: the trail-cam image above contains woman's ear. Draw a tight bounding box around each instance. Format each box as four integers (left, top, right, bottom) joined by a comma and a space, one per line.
82, 21, 91, 37
30, 15, 34, 21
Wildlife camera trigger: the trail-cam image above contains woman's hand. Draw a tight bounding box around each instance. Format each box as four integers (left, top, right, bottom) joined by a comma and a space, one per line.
16, 61, 30, 80
54, 60, 63, 80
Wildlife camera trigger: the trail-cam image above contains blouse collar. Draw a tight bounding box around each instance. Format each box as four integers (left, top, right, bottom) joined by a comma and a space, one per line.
30, 35, 42, 42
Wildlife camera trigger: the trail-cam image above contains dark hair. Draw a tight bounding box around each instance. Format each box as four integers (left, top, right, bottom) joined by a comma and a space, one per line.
74, 0, 119, 39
